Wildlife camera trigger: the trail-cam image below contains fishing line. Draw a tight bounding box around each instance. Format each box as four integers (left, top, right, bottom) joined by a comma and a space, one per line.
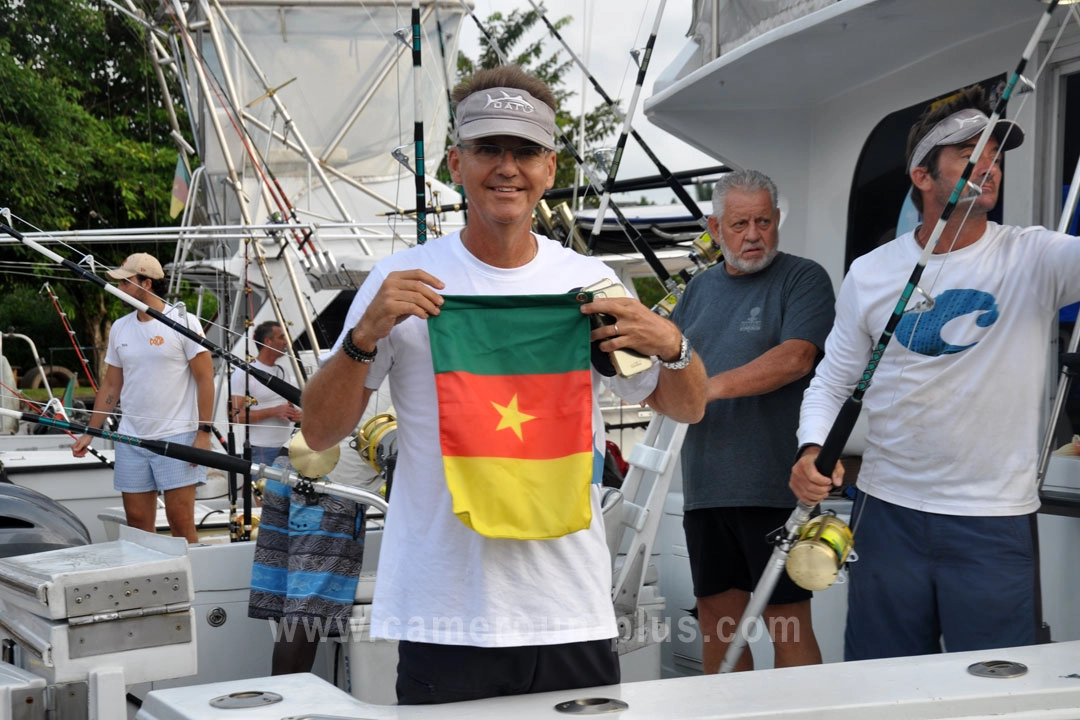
0, 221, 304, 407
3, 211, 292, 381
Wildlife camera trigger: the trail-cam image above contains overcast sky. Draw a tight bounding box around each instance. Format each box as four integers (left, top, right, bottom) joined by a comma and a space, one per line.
457, 0, 717, 204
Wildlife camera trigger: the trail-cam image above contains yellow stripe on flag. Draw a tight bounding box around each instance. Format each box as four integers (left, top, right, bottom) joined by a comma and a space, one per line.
443, 453, 594, 539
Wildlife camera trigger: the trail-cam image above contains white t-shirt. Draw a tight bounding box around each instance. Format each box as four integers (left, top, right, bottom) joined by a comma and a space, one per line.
334, 231, 659, 647
799, 223, 1080, 516
229, 359, 295, 449
105, 306, 207, 440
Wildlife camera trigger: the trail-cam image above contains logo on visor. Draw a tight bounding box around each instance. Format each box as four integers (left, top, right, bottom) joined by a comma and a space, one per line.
483, 91, 535, 114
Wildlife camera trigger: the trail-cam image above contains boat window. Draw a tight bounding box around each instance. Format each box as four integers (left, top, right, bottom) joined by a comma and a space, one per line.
1060, 71, 1080, 236
1053, 69, 1080, 454
291, 290, 357, 352
845, 76, 1006, 271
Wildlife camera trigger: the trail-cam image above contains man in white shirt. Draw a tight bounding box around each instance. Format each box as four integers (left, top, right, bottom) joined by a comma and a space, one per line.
300, 66, 706, 704
72, 253, 213, 543
791, 85, 1080, 660
230, 321, 301, 466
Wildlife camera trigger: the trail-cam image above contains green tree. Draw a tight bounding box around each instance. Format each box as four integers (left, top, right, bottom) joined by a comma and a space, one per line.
0, 0, 198, 376
440, 4, 619, 197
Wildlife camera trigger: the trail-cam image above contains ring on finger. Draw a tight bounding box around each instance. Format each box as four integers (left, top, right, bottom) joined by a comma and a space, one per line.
613, 324, 619, 336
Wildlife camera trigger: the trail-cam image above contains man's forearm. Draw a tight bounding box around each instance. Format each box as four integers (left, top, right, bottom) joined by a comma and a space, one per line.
301, 350, 371, 451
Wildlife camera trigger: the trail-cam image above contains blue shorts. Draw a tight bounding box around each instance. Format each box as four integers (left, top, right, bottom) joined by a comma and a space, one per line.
113, 431, 207, 493
844, 491, 1037, 661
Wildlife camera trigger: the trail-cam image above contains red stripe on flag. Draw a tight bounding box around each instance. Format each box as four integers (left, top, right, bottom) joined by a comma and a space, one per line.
436, 370, 592, 460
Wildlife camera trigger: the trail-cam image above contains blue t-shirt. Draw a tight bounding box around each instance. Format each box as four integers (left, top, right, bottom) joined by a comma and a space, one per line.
671, 252, 835, 509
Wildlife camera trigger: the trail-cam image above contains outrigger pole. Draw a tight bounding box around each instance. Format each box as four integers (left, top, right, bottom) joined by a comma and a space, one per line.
0, 407, 387, 514
719, 0, 1062, 673
0, 223, 303, 407
460, 1, 681, 297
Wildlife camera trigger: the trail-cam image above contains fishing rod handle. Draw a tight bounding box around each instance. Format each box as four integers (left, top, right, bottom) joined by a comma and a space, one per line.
814, 397, 862, 478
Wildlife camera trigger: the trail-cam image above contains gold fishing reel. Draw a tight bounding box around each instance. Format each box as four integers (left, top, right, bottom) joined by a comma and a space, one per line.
356, 412, 398, 474
786, 512, 854, 591
288, 429, 341, 478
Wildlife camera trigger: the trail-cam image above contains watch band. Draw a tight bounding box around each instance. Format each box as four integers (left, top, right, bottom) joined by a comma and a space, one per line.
660, 335, 693, 371
198, 424, 213, 433
342, 330, 378, 364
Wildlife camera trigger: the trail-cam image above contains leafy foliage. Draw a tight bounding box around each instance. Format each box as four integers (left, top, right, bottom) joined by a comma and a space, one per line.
0, 0, 182, 229
0, 0, 201, 376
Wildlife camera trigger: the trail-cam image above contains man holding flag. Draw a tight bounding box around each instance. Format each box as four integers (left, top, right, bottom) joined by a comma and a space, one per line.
301, 66, 705, 704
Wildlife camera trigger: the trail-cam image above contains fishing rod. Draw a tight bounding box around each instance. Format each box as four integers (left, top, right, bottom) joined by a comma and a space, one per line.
528, 0, 707, 230
411, 0, 428, 244
718, 0, 1062, 674
41, 282, 100, 393
0, 223, 303, 407
460, 1, 680, 296
239, 254, 255, 539
0, 407, 387, 514
0, 380, 113, 468
574, 0, 670, 254
206, 241, 247, 542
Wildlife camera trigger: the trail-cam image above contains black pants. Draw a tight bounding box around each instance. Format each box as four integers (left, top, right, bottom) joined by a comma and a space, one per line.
395, 637, 619, 705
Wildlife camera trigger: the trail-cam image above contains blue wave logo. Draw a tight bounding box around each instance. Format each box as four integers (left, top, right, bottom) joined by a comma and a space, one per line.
895, 289, 999, 356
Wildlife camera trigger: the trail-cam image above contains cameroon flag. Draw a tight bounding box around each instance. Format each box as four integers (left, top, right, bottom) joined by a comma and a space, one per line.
429, 294, 594, 540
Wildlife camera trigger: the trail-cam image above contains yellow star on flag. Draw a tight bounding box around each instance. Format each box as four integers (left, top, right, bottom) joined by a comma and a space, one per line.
491, 393, 537, 441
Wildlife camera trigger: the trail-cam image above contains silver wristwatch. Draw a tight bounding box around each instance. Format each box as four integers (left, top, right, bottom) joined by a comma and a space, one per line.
660, 335, 693, 370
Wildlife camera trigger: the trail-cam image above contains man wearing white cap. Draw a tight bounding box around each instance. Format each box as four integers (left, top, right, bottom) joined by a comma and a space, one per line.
72, 252, 214, 543
791, 86, 1080, 659
300, 66, 705, 703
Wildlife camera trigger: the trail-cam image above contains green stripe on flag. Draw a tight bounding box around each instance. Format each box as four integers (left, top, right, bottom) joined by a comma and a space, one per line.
429, 295, 590, 376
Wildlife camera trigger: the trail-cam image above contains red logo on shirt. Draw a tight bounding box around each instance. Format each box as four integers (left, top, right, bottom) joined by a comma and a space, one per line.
149, 336, 165, 346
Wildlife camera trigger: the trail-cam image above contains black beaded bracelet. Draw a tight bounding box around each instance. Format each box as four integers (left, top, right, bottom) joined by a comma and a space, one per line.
342, 330, 377, 364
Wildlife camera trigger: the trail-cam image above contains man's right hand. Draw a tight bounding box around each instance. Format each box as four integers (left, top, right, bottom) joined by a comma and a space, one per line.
789, 445, 844, 505
355, 269, 445, 345
72, 434, 93, 458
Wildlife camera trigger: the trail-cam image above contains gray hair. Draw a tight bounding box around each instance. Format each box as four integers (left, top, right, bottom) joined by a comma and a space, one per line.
711, 169, 778, 218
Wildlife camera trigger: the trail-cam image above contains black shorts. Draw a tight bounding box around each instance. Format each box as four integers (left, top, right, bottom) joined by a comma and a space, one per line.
395, 637, 619, 705
683, 506, 812, 605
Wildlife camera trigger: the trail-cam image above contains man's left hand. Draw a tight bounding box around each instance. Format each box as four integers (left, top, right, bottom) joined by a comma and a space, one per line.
581, 296, 682, 361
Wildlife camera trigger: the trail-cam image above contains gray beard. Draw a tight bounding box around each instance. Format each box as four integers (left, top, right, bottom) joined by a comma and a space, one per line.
723, 245, 778, 274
